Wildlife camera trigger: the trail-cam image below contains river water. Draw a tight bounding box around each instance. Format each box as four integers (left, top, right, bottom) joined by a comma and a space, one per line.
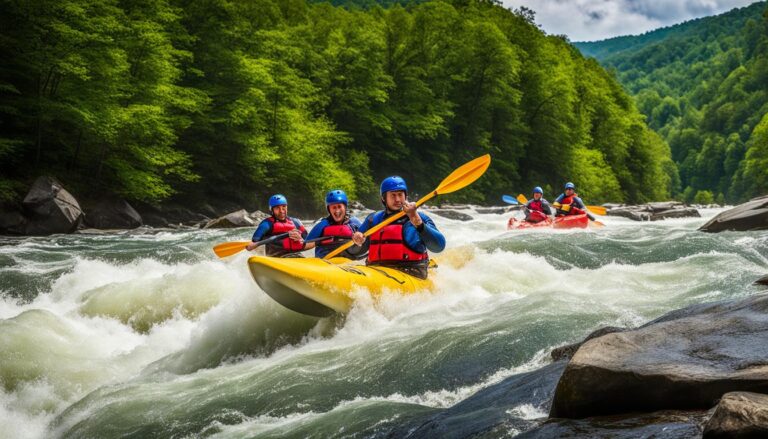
1, 208, 766, 438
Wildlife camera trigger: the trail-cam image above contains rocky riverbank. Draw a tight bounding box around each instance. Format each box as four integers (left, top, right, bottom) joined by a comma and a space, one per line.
396, 292, 768, 438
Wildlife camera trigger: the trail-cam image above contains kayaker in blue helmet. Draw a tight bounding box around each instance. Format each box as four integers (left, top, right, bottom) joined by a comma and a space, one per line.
247, 194, 308, 257
524, 186, 552, 223
351, 176, 446, 279
306, 189, 366, 260
553, 182, 595, 221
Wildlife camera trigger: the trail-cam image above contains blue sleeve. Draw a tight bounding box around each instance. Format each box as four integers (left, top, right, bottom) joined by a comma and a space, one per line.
573, 197, 586, 209
349, 216, 362, 231
404, 213, 445, 253
306, 219, 328, 241
554, 194, 564, 203
357, 213, 375, 234
251, 219, 272, 242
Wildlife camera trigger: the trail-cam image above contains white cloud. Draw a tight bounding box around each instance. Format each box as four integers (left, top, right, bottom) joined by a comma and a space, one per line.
501, 0, 760, 41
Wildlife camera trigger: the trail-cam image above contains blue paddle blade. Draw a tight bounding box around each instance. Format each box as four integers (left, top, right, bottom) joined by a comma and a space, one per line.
502, 195, 519, 205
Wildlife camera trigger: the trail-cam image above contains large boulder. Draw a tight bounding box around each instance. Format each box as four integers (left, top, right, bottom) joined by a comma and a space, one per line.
700, 196, 768, 232
22, 176, 83, 235
703, 391, 768, 438
647, 201, 685, 212
203, 209, 255, 229
550, 326, 625, 362
83, 199, 142, 229
550, 293, 768, 419
607, 206, 651, 221
430, 209, 474, 221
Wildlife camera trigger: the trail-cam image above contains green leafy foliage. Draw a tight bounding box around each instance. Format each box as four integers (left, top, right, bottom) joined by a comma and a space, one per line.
576, 2, 768, 202
0, 0, 674, 212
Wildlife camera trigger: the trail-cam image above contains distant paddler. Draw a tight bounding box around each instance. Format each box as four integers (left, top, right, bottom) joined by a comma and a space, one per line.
553, 182, 596, 221
247, 194, 308, 257
351, 176, 446, 279
524, 186, 553, 223
305, 189, 366, 260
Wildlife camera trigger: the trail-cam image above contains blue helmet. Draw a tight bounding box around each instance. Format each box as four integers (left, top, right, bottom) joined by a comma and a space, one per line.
268, 194, 288, 209
564, 182, 575, 190
325, 189, 348, 207
533, 186, 543, 194
380, 176, 408, 195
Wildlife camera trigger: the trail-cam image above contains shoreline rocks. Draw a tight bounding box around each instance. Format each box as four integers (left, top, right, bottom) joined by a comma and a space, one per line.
703, 391, 768, 438
700, 195, 768, 232
607, 202, 701, 221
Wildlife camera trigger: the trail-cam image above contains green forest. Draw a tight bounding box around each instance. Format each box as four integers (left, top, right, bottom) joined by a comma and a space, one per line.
577, 1, 768, 205
0, 0, 676, 213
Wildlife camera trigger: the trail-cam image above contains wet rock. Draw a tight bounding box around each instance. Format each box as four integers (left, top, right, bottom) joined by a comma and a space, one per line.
0, 205, 27, 235
392, 361, 566, 438
651, 207, 701, 221
133, 202, 210, 227
700, 196, 768, 232
755, 275, 768, 286
430, 209, 474, 221
22, 176, 83, 235
249, 210, 269, 223
607, 206, 651, 221
348, 200, 367, 211
551, 326, 624, 362
519, 410, 707, 439
83, 199, 142, 229
550, 293, 768, 419
703, 391, 768, 438
476, 206, 511, 215
647, 201, 685, 212
203, 209, 255, 229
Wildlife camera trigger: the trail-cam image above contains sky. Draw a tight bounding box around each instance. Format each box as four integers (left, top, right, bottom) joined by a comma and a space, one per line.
501, 0, 760, 41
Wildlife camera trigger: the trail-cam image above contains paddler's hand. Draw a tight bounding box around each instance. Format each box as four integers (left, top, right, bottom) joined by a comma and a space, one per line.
352, 231, 365, 246
288, 229, 303, 242
246, 242, 258, 251
404, 201, 422, 227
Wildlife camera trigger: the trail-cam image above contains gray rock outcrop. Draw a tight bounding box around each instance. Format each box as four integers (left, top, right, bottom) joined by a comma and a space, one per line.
203, 209, 255, 229
607, 202, 700, 221
84, 199, 142, 229
550, 293, 768, 419
22, 176, 83, 235
703, 391, 768, 438
700, 195, 768, 232
430, 209, 474, 221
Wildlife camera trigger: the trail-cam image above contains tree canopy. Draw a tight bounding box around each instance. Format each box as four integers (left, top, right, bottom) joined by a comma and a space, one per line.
0, 0, 675, 212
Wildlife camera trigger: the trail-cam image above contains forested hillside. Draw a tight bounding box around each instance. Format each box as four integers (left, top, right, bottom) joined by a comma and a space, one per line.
0, 0, 675, 212
576, 1, 768, 204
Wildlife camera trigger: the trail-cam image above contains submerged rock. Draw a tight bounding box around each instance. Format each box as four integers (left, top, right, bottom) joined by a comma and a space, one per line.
22, 176, 83, 235
756, 275, 768, 286
430, 209, 474, 221
703, 391, 768, 438
549, 293, 768, 419
203, 209, 255, 228
392, 361, 566, 438
519, 410, 707, 438
700, 195, 768, 232
83, 199, 142, 229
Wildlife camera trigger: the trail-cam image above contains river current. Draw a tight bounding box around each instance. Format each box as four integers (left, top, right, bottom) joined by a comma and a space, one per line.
1, 207, 766, 438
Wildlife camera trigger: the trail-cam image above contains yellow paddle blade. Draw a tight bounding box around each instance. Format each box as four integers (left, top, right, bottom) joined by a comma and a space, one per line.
324, 154, 492, 260
517, 194, 528, 205
587, 205, 606, 215
213, 241, 250, 258
432, 154, 491, 196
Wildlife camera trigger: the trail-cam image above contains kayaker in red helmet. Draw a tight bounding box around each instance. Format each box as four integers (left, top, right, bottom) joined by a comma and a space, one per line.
351, 176, 445, 279
553, 183, 595, 221
247, 194, 308, 257
524, 186, 552, 223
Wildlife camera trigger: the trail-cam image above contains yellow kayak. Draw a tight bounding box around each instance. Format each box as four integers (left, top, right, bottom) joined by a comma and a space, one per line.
247, 256, 433, 317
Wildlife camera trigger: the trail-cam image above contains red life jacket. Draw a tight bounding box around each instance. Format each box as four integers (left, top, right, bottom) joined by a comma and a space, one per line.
558, 195, 585, 216
368, 219, 428, 264
266, 217, 304, 252
528, 199, 544, 212
319, 217, 354, 246
527, 210, 548, 223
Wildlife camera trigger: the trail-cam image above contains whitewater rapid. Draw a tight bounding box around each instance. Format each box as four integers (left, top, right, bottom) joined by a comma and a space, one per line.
1, 208, 766, 438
